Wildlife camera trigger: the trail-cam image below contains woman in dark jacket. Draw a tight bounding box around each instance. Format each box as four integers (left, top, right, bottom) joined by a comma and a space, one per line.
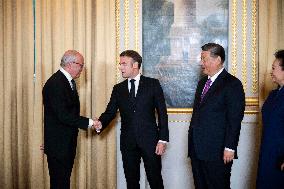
256, 50, 284, 189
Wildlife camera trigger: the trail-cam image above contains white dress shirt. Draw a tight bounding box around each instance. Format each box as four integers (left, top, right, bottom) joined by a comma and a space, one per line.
127, 74, 141, 96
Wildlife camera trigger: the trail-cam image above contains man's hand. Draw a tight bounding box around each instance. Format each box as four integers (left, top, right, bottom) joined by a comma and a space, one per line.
92, 118, 102, 133
40, 144, 44, 151
155, 142, 167, 155
223, 150, 234, 164
281, 162, 284, 171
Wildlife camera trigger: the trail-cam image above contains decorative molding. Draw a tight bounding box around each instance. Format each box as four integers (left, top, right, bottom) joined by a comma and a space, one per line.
251, 0, 258, 93
241, 0, 247, 91
169, 120, 191, 123
168, 108, 193, 114
124, 0, 129, 49
134, 0, 139, 52
168, 120, 259, 123
244, 110, 259, 114
245, 97, 258, 106
168, 97, 259, 114
168, 109, 259, 115
116, 0, 121, 83
231, 0, 237, 76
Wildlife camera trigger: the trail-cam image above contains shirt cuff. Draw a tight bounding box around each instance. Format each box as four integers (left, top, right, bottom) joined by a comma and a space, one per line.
88, 119, 94, 128
158, 140, 168, 144
224, 147, 235, 152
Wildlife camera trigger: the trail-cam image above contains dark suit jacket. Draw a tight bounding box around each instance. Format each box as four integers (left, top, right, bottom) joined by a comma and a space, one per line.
188, 69, 245, 161
99, 75, 169, 150
43, 70, 89, 166
256, 87, 284, 188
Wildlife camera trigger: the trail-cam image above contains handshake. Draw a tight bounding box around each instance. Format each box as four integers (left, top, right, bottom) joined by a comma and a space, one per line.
91, 118, 102, 134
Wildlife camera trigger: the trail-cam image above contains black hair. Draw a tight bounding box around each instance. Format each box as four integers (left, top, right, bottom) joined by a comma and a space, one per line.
201, 43, 225, 63
120, 50, 142, 69
274, 50, 284, 70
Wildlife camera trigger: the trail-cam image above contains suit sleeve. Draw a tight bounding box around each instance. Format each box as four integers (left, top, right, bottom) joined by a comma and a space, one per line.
99, 85, 119, 131
154, 80, 169, 142
45, 82, 89, 130
224, 79, 245, 150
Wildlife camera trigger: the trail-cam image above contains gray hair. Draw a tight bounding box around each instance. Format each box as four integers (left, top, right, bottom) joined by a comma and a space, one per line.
60, 50, 79, 67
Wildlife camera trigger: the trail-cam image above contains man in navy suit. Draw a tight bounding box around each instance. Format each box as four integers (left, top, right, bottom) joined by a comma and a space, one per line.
94, 50, 169, 189
188, 43, 245, 189
43, 50, 95, 189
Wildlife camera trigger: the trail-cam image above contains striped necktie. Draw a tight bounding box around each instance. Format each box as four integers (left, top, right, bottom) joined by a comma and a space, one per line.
200, 78, 211, 102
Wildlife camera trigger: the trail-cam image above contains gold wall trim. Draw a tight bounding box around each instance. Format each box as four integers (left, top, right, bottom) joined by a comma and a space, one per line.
241, 0, 247, 91
231, 0, 238, 76
168, 120, 259, 123
124, 0, 129, 49
251, 0, 258, 93
169, 120, 191, 123
116, 0, 121, 83
134, 0, 139, 52
245, 97, 258, 106
167, 97, 259, 114
244, 110, 259, 114
168, 108, 193, 114
168, 110, 259, 114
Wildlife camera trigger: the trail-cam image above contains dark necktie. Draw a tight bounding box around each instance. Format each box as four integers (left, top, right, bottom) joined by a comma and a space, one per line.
200, 78, 211, 102
129, 79, 136, 104
71, 79, 77, 91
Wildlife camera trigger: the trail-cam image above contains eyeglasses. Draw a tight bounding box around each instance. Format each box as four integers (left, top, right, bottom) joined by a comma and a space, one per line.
72, 62, 84, 68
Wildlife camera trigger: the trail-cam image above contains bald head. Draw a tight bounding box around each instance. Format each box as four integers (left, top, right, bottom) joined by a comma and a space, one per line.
60, 50, 85, 79
60, 50, 83, 67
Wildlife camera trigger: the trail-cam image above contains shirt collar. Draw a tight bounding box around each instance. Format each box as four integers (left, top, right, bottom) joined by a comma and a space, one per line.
60, 67, 73, 82
208, 67, 224, 83
128, 74, 141, 83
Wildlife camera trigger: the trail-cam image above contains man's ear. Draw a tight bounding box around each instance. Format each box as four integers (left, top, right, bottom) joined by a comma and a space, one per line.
133, 62, 139, 69
65, 63, 72, 71
216, 56, 222, 64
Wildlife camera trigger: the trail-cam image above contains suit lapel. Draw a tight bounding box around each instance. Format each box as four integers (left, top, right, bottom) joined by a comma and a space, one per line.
195, 77, 207, 107
135, 75, 145, 102
58, 71, 72, 91
119, 79, 131, 107
200, 69, 227, 105
57, 71, 79, 101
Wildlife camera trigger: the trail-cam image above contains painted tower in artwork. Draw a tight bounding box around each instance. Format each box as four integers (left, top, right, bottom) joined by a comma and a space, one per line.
167, 0, 201, 63
156, 0, 202, 107
143, 0, 228, 108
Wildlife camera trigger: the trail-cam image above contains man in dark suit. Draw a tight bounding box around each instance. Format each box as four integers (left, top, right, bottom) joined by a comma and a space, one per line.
188, 43, 245, 189
43, 50, 95, 189
94, 50, 169, 189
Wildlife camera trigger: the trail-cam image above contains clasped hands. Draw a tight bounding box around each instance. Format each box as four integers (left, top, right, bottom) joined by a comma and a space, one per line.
91, 118, 167, 155
91, 118, 102, 134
